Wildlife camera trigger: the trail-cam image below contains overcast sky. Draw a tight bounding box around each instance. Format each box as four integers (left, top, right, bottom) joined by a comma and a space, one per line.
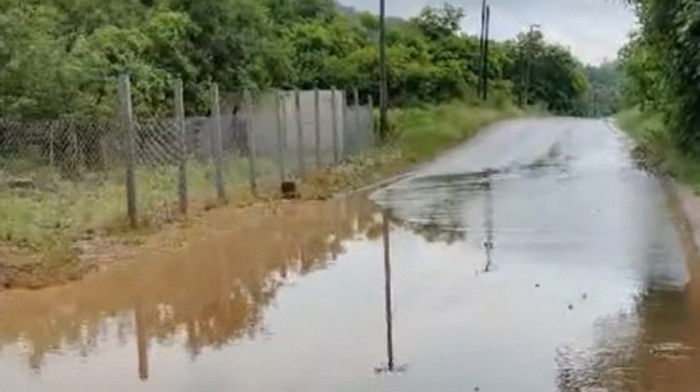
342, 0, 637, 65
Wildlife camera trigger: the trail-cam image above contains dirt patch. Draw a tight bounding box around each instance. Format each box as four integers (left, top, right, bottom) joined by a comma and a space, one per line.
0, 244, 89, 290
670, 184, 700, 264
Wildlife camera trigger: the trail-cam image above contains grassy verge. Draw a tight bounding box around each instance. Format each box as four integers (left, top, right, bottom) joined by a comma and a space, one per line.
0, 99, 522, 289
616, 107, 700, 192
393, 100, 523, 161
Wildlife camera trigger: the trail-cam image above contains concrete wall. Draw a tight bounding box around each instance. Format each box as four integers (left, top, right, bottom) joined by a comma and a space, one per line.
250, 90, 374, 179
175, 89, 374, 180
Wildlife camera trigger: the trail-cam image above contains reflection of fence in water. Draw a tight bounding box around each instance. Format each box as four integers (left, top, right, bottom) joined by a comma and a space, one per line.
0, 195, 381, 379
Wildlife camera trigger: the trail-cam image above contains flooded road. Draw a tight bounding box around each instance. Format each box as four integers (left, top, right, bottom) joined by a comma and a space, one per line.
1, 118, 698, 391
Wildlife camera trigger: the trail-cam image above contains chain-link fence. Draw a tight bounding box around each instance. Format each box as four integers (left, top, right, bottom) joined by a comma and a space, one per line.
0, 76, 376, 243
0, 117, 125, 175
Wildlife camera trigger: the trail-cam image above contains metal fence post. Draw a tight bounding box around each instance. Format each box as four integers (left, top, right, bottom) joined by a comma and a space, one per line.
275, 90, 286, 183
244, 89, 258, 195
174, 79, 188, 214
368, 94, 375, 147
353, 88, 361, 142
331, 88, 339, 163
282, 92, 289, 150
100, 136, 108, 170
295, 89, 305, 179
342, 91, 349, 158
71, 129, 80, 174
48, 124, 55, 168
314, 87, 322, 169
118, 74, 138, 228
210, 83, 226, 204
368, 94, 375, 131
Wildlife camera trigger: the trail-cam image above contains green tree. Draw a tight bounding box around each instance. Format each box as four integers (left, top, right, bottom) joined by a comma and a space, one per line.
622, 0, 700, 151
265, 0, 337, 24
411, 3, 464, 40
506, 29, 587, 113
0, 0, 591, 118
576, 62, 623, 117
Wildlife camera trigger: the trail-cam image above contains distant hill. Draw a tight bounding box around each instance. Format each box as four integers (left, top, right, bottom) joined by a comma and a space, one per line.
336, 1, 407, 26
336, 2, 357, 15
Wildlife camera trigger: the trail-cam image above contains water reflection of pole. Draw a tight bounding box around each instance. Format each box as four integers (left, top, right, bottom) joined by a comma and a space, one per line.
135, 303, 149, 381
483, 176, 494, 273
383, 211, 395, 372
332, 199, 339, 260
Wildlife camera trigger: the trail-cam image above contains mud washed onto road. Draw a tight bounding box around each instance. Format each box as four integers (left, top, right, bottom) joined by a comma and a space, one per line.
1, 118, 699, 391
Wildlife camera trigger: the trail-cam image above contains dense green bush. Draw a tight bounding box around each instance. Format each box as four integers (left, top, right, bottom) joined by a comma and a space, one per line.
621, 0, 700, 152
0, 0, 588, 118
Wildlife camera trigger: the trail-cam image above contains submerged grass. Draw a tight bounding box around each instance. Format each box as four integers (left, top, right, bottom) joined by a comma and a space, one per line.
616, 107, 700, 192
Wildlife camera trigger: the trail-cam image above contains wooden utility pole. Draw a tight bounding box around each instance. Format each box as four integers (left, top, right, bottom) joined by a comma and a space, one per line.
525, 24, 541, 106
482, 6, 491, 101
379, 0, 388, 141
478, 0, 487, 98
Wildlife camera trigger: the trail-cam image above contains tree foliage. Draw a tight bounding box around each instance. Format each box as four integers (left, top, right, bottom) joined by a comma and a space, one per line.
505, 29, 588, 114
0, 0, 588, 118
621, 0, 700, 151
569, 62, 624, 117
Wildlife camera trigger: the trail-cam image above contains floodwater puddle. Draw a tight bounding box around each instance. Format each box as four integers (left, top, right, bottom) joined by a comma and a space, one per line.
0, 119, 699, 391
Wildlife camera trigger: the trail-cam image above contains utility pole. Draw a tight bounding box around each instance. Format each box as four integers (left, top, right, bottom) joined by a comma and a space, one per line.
379, 0, 389, 141
481, 6, 491, 101
478, 0, 487, 98
524, 24, 540, 106
593, 89, 599, 118
518, 48, 525, 108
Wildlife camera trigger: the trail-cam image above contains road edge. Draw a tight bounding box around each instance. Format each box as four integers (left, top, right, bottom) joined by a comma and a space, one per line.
341, 118, 527, 198
606, 118, 700, 264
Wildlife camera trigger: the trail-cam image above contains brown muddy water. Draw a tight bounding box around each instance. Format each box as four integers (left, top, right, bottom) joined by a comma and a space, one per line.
1, 118, 699, 391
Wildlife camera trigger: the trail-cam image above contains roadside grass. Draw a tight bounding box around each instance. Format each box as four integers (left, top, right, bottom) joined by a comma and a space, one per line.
0, 157, 261, 269
616, 107, 700, 192
393, 99, 523, 162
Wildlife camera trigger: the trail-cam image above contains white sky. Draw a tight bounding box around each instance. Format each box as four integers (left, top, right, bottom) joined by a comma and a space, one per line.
341, 0, 638, 65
